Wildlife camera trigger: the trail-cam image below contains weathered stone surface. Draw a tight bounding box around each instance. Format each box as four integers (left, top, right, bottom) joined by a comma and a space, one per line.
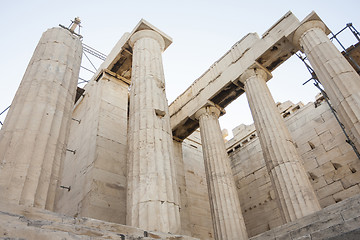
0, 201, 197, 240
250, 193, 360, 240
195, 105, 248, 240
242, 67, 321, 223
228, 98, 360, 237
179, 130, 215, 239
3, 10, 360, 240
0, 27, 82, 210
169, 11, 303, 140
55, 72, 129, 224
293, 18, 360, 152
327, 228, 360, 240
126, 28, 180, 233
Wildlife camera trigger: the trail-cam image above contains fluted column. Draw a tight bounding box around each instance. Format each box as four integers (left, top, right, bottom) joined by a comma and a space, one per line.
195, 105, 248, 240
242, 67, 321, 223
127, 30, 180, 233
293, 20, 360, 150
0, 27, 82, 210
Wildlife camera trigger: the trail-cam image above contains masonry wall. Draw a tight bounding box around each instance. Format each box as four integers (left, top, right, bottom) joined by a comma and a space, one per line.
177, 130, 214, 239
229, 136, 282, 237
227, 99, 360, 237
55, 74, 129, 224
53, 74, 215, 237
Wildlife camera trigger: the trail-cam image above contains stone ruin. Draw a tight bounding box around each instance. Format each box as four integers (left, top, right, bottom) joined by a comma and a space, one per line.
1, 10, 360, 240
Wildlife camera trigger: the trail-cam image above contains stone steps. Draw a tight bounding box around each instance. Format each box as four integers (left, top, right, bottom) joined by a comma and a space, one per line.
250, 193, 360, 240
0, 202, 197, 240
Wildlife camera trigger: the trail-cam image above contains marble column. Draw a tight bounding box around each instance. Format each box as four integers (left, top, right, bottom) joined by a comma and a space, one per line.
127, 30, 181, 234
242, 67, 321, 223
293, 20, 360, 150
195, 105, 248, 240
0, 27, 82, 210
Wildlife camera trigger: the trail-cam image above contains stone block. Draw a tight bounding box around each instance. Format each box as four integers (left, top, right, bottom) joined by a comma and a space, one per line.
329, 124, 343, 137
268, 216, 283, 229
321, 108, 334, 122
319, 195, 336, 208
315, 121, 335, 135
311, 162, 335, 178
327, 228, 360, 240
341, 172, 360, 189
298, 141, 313, 155
302, 145, 325, 165
309, 219, 360, 240
311, 176, 327, 190
338, 141, 355, 155
0, 202, 197, 240
343, 215, 360, 232
324, 164, 352, 184
274, 213, 319, 237
289, 213, 343, 239
348, 161, 360, 172
317, 181, 344, 200
274, 232, 292, 240
316, 147, 341, 166
250, 229, 275, 240
341, 204, 360, 221
333, 185, 360, 202
94, 144, 127, 174
323, 134, 348, 152
332, 150, 358, 166
307, 135, 322, 149
294, 235, 312, 240
248, 223, 271, 237
312, 115, 325, 125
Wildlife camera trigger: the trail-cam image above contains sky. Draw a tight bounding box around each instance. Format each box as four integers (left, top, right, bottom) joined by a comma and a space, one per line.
0, 0, 359, 139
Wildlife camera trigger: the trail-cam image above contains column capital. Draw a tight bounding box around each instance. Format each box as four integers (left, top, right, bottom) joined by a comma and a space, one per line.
195, 105, 221, 120
129, 29, 166, 51
292, 20, 326, 49
240, 66, 271, 84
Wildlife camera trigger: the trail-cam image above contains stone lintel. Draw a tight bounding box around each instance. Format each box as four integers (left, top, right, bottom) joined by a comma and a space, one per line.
255, 36, 297, 72
262, 11, 295, 38
95, 69, 131, 85
128, 19, 172, 50
169, 11, 302, 140
97, 33, 131, 75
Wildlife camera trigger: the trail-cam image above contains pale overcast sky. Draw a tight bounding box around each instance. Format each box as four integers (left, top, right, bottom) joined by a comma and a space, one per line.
0, 0, 359, 138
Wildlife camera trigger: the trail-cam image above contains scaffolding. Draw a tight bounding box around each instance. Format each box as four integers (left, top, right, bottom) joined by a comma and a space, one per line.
330, 23, 360, 74
297, 22, 360, 160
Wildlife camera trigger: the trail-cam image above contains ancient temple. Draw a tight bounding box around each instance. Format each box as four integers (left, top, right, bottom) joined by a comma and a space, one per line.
1, 11, 360, 240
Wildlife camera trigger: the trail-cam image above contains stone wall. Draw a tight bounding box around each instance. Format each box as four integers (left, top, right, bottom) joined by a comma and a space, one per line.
55, 73, 129, 224
54, 81, 214, 238
54, 79, 360, 239
177, 130, 215, 239
229, 132, 282, 237
227, 97, 360, 237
